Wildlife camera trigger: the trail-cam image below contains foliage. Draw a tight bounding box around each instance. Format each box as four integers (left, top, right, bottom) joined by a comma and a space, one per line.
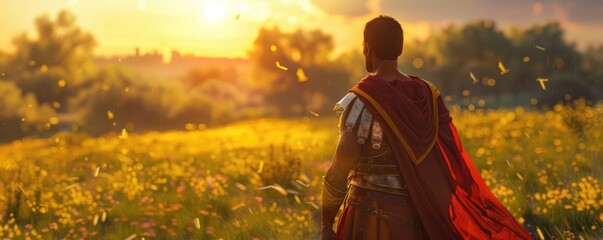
0, 80, 55, 142
0, 11, 244, 142
249, 27, 352, 116
68, 66, 214, 135
399, 20, 599, 105
2, 10, 96, 107
583, 45, 603, 93
2, 10, 603, 144
0, 10, 97, 142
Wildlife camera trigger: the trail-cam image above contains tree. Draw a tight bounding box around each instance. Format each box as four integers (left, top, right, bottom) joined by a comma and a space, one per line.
437, 21, 514, 97
2, 10, 96, 110
396, 20, 594, 105
508, 22, 583, 97
583, 45, 603, 98
249, 27, 351, 116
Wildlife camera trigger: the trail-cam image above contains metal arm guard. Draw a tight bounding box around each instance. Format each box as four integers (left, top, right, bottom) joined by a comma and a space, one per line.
321, 176, 347, 232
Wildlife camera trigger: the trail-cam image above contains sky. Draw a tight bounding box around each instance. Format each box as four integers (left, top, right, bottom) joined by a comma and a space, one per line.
1, 0, 602, 58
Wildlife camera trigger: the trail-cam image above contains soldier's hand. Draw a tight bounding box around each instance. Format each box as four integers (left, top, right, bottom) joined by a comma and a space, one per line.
320, 228, 336, 240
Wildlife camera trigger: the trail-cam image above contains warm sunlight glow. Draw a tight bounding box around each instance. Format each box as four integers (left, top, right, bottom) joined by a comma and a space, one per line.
203, 1, 226, 22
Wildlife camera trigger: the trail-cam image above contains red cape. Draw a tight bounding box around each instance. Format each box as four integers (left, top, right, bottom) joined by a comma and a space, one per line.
350, 75, 532, 240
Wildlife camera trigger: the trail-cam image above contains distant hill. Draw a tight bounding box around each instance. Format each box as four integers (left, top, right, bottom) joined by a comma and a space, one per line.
94, 51, 251, 80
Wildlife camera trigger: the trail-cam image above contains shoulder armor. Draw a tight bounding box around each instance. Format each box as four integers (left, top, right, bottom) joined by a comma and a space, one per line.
333, 92, 358, 117
423, 80, 441, 97
337, 94, 383, 148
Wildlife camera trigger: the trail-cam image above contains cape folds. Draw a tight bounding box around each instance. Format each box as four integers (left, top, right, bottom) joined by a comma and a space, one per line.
348, 75, 532, 240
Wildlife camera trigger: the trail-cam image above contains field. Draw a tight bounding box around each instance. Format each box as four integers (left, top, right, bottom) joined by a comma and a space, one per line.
1, 101, 603, 239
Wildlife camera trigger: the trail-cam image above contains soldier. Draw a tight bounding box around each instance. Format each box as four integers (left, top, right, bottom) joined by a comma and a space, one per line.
321, 15, 531, 240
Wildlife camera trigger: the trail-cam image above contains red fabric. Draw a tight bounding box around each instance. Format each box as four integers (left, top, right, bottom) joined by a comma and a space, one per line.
351, 75, 532, 240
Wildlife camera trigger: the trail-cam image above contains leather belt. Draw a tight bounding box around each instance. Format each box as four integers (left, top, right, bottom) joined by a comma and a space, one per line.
347, 201, 423, 229
349, 171, 409, 196
353, 171, 407, 189
355, 163, 400, 174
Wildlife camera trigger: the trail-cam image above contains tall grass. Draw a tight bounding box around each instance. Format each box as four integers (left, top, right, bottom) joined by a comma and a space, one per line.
0, 101, 602, 239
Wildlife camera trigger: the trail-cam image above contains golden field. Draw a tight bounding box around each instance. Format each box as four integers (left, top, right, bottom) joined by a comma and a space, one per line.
1, 100, 602, 239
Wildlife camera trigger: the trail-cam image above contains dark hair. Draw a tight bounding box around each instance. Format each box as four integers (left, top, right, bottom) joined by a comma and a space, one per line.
363, 15, 404, 60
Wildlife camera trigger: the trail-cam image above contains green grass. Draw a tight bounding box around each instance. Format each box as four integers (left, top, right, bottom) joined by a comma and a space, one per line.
1, 102, 602, 239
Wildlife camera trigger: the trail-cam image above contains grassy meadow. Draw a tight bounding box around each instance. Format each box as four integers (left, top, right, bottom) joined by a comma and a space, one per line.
1, 101, 602, 239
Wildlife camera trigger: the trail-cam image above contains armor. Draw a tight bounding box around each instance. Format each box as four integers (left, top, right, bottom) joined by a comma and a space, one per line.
333, 92, 357, 117
333, 93, 408, 196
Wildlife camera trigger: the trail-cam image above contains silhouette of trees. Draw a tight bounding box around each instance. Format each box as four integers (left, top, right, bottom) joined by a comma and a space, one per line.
1, 10, 603, 142
583, 45, 603, 93
399, 20, 599, 105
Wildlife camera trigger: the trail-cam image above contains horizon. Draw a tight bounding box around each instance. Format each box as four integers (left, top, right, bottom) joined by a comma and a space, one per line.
2, 0, 603, 58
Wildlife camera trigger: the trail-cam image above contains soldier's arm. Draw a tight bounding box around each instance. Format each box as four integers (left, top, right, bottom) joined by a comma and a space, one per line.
321, 99, 362, 234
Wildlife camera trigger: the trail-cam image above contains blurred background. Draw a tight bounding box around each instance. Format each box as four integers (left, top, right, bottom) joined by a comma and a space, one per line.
0, 0, 602, 239
1, 0, 602, 141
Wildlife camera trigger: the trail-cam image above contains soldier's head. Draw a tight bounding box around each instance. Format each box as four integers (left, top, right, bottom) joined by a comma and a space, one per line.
363, 15, 404, 72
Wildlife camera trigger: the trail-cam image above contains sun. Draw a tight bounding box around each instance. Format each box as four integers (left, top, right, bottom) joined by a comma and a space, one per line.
202, 1, 227, 22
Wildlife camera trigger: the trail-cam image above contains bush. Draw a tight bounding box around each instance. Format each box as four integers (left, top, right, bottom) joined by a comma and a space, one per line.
538, 74, 597, 106
68, 66, 214, 135
0, 80, 55, 142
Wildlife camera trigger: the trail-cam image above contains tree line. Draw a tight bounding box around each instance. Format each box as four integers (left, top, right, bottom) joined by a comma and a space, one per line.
1, 10, 602, 142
